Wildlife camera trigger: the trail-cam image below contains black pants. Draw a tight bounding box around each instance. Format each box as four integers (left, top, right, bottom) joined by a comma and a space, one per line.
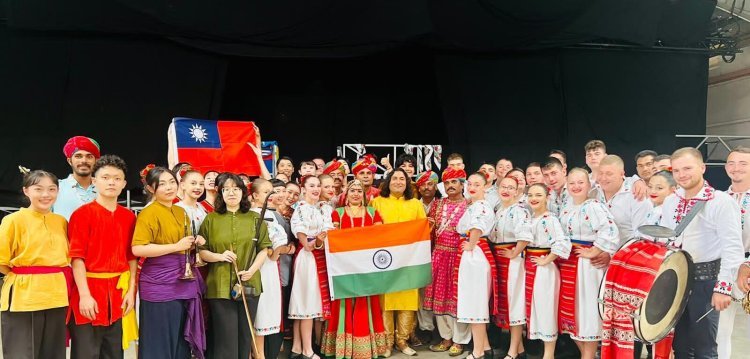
673, 280, 719, 359
70, 320, 124, 359
139, 299, 191, 359
208, 297, 259, 359
1, 307, 67, 359
264, 332, 284, 359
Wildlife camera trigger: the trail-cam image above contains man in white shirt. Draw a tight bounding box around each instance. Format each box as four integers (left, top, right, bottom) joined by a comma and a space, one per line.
717, 146, 750, 359
659, 147, 744, 359
541, 157, 569, 217
595, 155, 653, 247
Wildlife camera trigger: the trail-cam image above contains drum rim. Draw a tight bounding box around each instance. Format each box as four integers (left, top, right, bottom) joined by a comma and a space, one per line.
597, 239, 695, 344
633, 250, 695, 344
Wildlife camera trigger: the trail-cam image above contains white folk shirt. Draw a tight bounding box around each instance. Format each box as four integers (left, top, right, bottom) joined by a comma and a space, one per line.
456, 200, 496, 237
726, 186, 750, 254
659, 181, 744, 295
547, 185, 571, 218
559, 199, 620, 255
594, 179, 653, 247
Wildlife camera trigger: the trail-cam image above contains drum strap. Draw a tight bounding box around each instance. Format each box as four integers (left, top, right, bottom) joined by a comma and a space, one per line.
674, 200, 707, 237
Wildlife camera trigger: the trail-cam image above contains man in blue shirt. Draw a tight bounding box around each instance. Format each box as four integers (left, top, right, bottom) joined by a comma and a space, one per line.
53, 136, 101, 220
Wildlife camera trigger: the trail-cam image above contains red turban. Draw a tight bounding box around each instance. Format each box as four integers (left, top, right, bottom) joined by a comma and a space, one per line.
416, 171, 439, 187
441, 167, 466, 182
63, 136, 101, 159
322, 160, 346, 175
352, 156, 377, 175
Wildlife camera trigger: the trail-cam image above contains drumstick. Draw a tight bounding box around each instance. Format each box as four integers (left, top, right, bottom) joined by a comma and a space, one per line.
695, 308, 714, 323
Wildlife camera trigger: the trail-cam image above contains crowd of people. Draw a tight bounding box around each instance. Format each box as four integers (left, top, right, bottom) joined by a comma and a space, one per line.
1, 135, 750, 359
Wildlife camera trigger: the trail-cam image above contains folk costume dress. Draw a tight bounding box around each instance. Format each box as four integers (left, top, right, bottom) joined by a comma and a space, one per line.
321, 206, 389, 359
68, 201, 138, 357
490, 202, 533, 328
289, 200, 334, 320
526, 212, 570, 342
0, 208, 71, 359
131, 202, 206, 359
558, 199, 619, 342
455, 200, 499, 324
252, 208, 286, 336
422, 197, 471, 344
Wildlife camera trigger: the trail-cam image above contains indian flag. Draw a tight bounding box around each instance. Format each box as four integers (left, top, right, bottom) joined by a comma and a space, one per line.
325, 219, 432, 300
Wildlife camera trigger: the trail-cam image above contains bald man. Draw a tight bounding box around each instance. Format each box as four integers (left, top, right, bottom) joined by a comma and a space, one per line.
659, 148, 744, 359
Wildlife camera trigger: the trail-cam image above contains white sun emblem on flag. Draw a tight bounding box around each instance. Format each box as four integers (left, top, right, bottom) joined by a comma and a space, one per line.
189, 124, 208, 143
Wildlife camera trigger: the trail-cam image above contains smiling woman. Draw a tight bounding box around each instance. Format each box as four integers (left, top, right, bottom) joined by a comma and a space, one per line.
0, 169, 70, 359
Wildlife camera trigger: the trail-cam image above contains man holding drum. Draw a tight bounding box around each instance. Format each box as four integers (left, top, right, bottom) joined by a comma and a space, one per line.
659, 147, 744, 358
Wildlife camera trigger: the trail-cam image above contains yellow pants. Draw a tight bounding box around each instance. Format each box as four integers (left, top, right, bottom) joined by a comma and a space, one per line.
382, 310, 416, 348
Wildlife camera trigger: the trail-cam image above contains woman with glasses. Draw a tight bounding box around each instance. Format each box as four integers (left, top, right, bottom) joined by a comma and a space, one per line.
198, 173, 272, 359
490, 176, 533, 359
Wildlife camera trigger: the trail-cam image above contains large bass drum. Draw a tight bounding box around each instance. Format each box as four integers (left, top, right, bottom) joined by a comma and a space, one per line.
598, 238, 694, 344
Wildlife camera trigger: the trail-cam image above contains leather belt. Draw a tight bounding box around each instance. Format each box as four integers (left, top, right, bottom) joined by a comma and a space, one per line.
694, 259, 721, 281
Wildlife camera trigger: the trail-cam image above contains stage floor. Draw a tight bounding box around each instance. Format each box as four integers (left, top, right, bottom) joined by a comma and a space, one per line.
0, 310, 746, 358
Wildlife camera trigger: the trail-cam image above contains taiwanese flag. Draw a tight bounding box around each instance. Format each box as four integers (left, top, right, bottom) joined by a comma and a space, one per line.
167, 118, 261, 175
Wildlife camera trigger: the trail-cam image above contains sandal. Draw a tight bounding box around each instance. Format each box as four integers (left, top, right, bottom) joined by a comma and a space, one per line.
429, 340, 453, 352
301, 354, 321, 359
290, 352, 302, 359
448, 343, 465, 356
464, 354, 485, 359
503, 355, 516, 359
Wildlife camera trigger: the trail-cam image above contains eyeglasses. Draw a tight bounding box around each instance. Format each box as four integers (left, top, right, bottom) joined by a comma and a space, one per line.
499, 185, 517, 191
221, 187, 242, 194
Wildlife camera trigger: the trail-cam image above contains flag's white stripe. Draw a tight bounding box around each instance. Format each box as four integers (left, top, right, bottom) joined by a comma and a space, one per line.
326, 241, 431, 276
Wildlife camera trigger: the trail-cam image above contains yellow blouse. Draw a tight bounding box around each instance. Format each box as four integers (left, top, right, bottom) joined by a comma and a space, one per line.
132, 201, 189, 247
370, 195, 426, 311
0, 208, 70, 311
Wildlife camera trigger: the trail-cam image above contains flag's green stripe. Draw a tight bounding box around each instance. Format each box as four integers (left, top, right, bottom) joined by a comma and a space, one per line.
331, 263, 432, 300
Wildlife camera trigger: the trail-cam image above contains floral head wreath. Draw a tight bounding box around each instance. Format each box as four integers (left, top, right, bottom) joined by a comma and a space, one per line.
178, 165, 194, 179
140, 163, 156, 184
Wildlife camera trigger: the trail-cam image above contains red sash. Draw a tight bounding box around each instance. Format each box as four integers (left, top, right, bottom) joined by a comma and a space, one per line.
558, 240, 592, 336
310, 249, 332, 320
524, 247, 551, 335
491, 243, 516, 328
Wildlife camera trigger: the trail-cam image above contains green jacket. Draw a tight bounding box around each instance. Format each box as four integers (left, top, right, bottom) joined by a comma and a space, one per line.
199, 210, 271, 299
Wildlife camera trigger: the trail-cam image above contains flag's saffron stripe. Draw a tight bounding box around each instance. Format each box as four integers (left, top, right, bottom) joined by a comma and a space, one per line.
330, 263, 432, 299
327, 219, 430, 253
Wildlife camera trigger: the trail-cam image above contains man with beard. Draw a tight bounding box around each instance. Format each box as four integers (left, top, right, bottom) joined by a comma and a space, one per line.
322, 160, 348, 197
417, 171, 440, 213
337, 155, 379, 206
634, 150, 657, 183
423, 168, 471, 357
660, 148, 743, 359
54, 136, 101, 220
717, 146, 750, 359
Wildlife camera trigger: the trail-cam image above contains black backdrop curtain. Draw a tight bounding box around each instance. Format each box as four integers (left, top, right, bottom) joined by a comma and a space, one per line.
436, 48, 708, 170
0, 0, 715, 204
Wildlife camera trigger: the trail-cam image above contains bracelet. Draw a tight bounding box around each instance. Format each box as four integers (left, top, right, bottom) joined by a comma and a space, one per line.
314, 242, 324, 250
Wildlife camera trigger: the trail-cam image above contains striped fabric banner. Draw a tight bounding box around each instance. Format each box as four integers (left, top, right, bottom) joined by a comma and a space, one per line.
325, 219, 432, 300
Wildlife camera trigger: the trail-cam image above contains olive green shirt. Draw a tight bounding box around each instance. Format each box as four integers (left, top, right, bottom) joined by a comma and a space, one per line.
199, 210, 271, 299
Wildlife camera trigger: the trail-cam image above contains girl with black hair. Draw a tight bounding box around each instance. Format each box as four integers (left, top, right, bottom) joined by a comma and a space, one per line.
131, 166, 206, 358
197, 173, 272, 359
